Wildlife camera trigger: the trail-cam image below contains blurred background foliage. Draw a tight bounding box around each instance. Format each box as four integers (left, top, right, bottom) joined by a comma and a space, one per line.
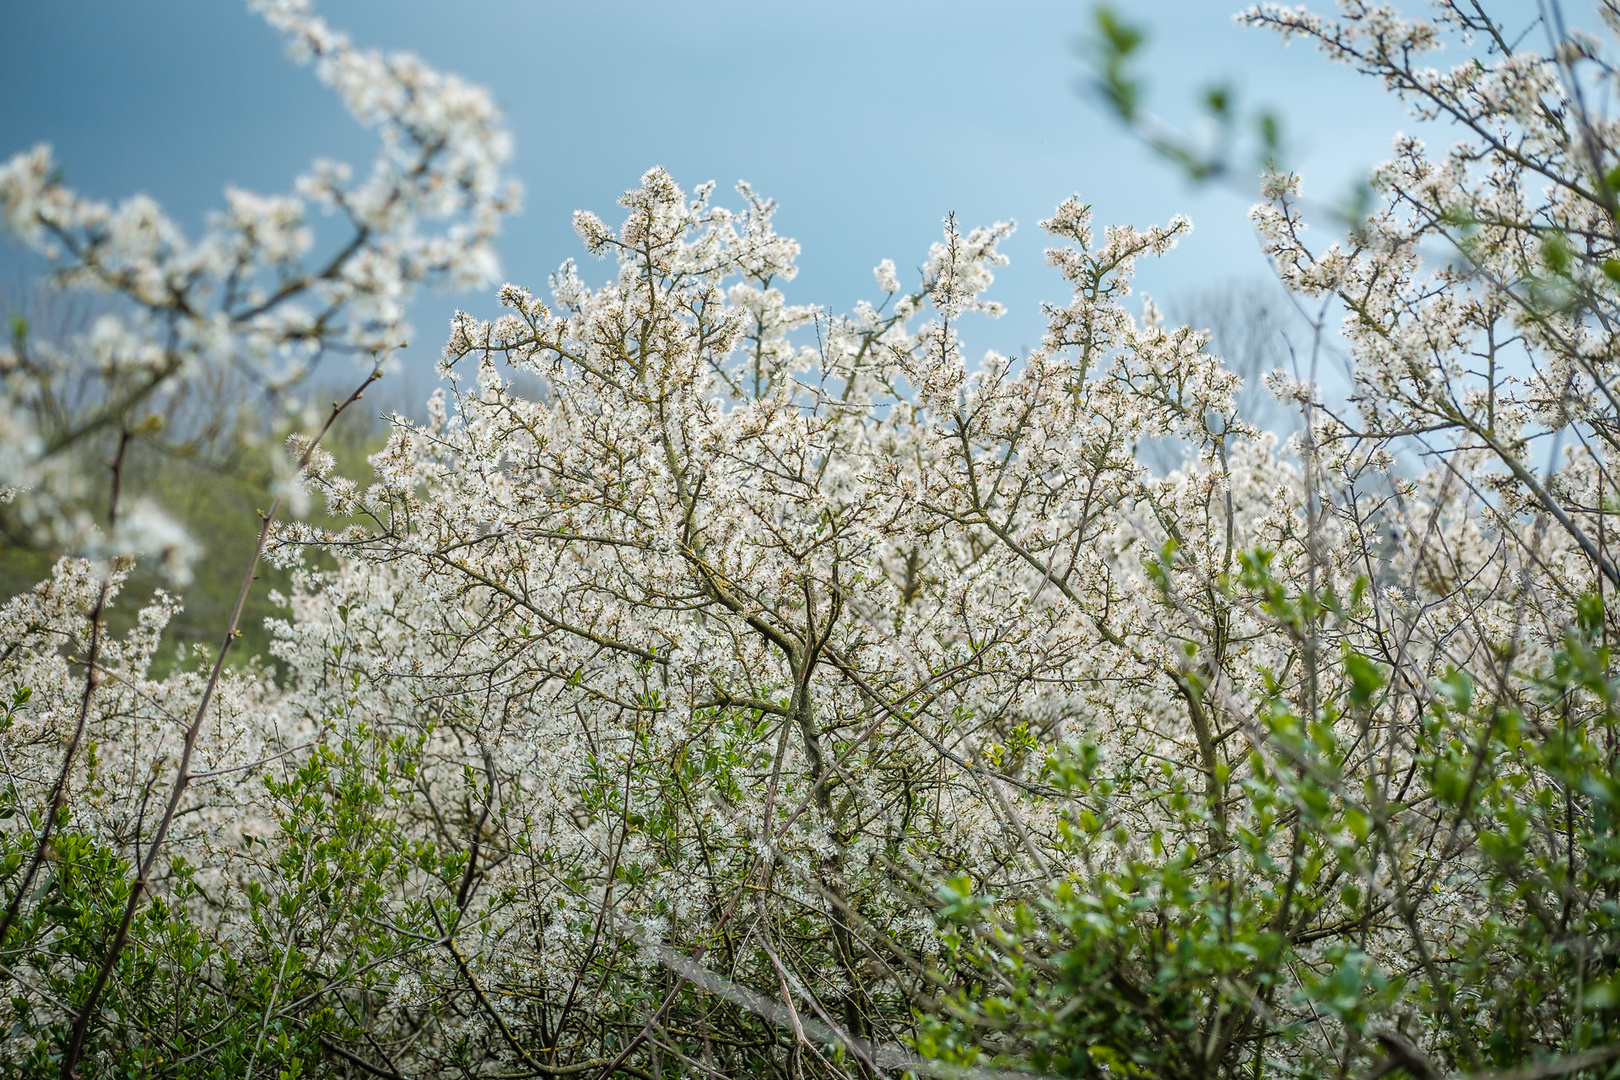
0, 283, 396, 678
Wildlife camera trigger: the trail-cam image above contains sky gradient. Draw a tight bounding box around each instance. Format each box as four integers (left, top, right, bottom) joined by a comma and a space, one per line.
1, 1, 1431, 392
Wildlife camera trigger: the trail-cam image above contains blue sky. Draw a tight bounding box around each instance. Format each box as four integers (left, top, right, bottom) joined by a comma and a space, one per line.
0, 0, 1425, 390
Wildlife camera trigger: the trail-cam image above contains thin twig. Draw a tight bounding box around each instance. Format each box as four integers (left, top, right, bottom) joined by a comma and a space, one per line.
60, 367, 384, 1079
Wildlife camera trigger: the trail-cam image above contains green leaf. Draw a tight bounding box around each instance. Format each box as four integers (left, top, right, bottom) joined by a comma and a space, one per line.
1344, 652, 1385, 708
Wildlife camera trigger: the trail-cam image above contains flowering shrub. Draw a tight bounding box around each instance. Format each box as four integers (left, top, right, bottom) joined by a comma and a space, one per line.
6, 2, 1620, 1079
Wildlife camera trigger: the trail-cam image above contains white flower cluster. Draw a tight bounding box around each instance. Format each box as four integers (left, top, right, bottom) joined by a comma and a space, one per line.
248, 165, 1334, 1072
0, 0, 517, 575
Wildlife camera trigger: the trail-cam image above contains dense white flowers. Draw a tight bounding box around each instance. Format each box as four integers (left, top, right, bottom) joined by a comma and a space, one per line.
236, 164, 1321, 1074
4, 2, 1620, 1078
